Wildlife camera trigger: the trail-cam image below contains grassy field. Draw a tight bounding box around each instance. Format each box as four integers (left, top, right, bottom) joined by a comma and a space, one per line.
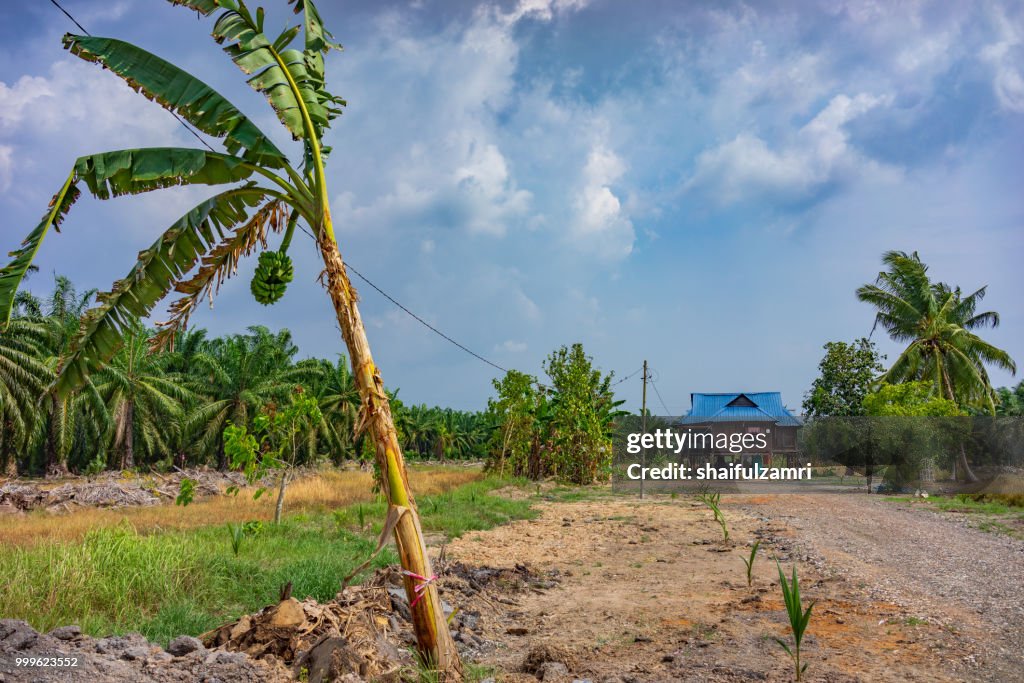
0, 466, 482, 546
0, 471, 535, 644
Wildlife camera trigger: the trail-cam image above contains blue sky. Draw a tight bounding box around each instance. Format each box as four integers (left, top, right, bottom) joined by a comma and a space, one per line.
1, 0, 1021, 414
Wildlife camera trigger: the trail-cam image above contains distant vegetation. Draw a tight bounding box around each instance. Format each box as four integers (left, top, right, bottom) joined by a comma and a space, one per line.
1, 276, 625, 482
0, 275, 492, 477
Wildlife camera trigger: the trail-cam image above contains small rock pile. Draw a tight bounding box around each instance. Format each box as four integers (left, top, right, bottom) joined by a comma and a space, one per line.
0, 619, 286, 682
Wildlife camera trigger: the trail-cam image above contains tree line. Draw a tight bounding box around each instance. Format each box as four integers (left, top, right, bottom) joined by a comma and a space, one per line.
0, 276, 496, 477
801, 251, 1018, 488
1, 277, 625, 483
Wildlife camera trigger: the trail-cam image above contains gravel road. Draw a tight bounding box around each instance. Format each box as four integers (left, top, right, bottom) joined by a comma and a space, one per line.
739, 494, 1024, 683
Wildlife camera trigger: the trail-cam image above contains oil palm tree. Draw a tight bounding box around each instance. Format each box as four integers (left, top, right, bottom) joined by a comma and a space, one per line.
0, 319, 52, 476
185, 326, 310, 467
94, 322, 191, 469
38, 277, 102, 475
298, 355, 360, 461
0, 3, 459, 670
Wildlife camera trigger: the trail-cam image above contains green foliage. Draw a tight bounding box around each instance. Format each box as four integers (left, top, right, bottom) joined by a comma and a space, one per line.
226, 522, 245, 556
544, 343, 624, 484
863, 382, 962, 417
774, 560, 815, 681
698, 490, 729, 542
175, 478, 196, 506
803, 338, 884, 417
857, 250, 1016, 413
486, 369, 540, 477
741, 540, 761, 588
994, 380, 1024, 416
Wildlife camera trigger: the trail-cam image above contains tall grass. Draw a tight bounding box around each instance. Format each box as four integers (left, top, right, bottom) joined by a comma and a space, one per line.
0, 466, 482, 547
0, 475, 532, 645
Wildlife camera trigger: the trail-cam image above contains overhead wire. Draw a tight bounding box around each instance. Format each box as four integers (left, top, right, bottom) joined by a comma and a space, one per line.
649, 374, 677, 420
49, 0, 218, 153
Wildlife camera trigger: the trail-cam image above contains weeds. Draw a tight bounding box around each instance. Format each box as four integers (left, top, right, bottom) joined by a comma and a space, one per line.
0, 475, 532, 644
698, 490, 729, 542
774, 559, 815, 681
226, 523, 245, 556
740, 540, 761, 588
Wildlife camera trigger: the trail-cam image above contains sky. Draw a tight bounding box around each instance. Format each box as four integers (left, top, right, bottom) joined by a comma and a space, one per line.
0, 0, 1021, 414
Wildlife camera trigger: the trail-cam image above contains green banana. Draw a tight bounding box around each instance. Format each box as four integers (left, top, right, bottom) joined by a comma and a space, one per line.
250, 250, 294, 305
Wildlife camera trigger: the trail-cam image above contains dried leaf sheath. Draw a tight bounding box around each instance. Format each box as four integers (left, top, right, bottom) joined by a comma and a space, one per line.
152, 200, 289, 352
55, 187, 272, 395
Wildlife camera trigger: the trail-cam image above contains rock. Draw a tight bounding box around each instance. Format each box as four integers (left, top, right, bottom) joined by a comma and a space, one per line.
295, 636, 367, 683
123, 646, 151, 660
167, 634, 205, 657
539, 661, 570, 680
229, 615, 252, 641
0, 620, 38, 651
212, 651, 248, 665
269, 598, 306, 629
49, 625, 82, 641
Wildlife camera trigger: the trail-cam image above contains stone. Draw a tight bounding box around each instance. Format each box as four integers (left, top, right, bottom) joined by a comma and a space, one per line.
123, 646, 151, 660
269, 598, 306, 629
539, 661, 570, 680
167, 635, 205, 657
49, 625, 82, 641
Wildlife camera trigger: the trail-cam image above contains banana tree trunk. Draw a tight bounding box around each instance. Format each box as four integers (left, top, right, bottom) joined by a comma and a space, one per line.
315, 234, 463, 680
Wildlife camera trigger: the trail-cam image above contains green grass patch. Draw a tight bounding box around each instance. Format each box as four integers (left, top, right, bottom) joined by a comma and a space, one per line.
0, 476, 534, 645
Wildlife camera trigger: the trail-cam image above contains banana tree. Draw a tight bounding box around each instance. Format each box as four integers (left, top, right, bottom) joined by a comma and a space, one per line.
0, 0, 462, 677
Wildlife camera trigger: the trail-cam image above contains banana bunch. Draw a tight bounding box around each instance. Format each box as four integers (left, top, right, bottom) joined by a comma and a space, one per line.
250, 250, 294, 305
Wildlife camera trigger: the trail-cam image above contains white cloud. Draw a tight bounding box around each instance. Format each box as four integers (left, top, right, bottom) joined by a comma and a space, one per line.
0, 60, 177, 142
981, 7, 1024, 113
500, 0, 590, 25
0, 145, 12, 193
495, 339, 527, 353
686, 93, 897, 204
568, 144, 635, 258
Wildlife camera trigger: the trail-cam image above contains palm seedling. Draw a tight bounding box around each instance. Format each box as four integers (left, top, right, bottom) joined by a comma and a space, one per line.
740, 540, 760, 588
774, 559, 815, 681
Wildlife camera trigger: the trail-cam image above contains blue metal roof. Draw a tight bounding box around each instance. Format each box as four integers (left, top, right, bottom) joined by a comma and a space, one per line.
679, 392, 802, 426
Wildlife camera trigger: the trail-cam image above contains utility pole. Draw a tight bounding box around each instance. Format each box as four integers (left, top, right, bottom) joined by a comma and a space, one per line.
640, 359, 648, 500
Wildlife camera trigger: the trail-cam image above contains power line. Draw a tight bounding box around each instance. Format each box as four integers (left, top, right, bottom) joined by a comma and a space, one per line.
343, 261, 511, 376
49, 0, 218, 154
612, 367, 643, 386
649, 375, 676, 419
48, 0, 87, 34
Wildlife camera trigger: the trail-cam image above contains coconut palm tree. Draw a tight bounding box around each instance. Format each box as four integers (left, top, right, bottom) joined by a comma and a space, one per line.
857, 251, 1016, 482
0, 3, 460, 670
856, 251, 1016, 411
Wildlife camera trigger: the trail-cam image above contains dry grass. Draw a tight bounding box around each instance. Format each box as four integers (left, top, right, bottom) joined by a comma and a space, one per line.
0, 465, 482, 547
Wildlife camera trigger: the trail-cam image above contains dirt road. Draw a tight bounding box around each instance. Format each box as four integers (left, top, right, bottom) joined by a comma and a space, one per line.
446, 491, 1023, 682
